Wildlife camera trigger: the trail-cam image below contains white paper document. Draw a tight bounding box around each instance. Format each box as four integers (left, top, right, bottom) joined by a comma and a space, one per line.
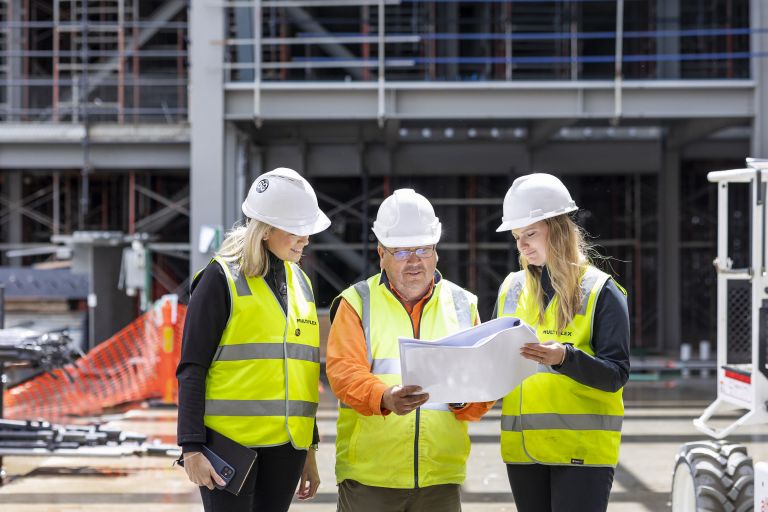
398, 317, 540, 404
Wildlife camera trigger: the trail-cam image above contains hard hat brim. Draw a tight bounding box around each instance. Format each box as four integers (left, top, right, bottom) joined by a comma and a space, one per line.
372, 228, 441, 248
243, 205, 332, 236
495, 206, 578, 232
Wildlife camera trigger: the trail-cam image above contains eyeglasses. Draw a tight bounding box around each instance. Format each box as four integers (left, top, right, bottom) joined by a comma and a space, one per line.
383, 246, 435, 261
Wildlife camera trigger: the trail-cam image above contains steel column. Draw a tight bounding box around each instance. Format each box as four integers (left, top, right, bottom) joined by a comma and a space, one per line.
658, 142, 681, 351
751, 0, 768, 157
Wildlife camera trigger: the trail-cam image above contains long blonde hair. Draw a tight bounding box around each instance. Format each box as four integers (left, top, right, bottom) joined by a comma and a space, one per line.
216, 219, 273, 278
520, 215, 592, 331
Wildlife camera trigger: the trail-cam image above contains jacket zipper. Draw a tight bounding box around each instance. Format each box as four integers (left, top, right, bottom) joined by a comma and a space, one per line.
387, 283, 434, 490
264, 264, 290, 441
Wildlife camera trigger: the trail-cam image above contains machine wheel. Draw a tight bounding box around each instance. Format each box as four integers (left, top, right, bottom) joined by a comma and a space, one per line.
671, 440, 754, 512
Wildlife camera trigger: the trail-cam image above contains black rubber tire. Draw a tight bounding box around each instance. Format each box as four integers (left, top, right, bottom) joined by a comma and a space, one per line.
672, 440, 754, 512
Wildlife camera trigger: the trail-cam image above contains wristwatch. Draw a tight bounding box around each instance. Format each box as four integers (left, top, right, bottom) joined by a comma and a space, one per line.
309, 443, 319, 451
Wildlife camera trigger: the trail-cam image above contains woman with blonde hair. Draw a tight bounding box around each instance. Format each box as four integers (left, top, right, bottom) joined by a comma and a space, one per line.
494, 173, 630, 512
176, 167, 330, 511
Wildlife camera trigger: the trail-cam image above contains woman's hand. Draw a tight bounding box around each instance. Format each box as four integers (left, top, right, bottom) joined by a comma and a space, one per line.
521, 341, 567, 366
296, 448, 321, 500
183, 452, 226, 490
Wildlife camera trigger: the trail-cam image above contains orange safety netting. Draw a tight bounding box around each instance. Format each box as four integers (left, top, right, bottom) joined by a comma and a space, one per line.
2, 299, 186, 421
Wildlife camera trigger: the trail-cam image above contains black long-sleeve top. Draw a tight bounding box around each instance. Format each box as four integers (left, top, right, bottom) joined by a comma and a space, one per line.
494, 266, 630, 393
176, 251, 320, 453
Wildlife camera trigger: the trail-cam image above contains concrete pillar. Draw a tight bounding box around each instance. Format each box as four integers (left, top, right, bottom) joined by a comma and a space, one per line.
752, 0, 768, 157
189, 0, 225, 273
658, 143, 681, 351
656, 0, 680, 79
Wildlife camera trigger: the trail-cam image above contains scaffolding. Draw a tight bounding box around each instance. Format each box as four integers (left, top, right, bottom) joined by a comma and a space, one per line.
0, 0, 187, 122
52, 0, 132, 122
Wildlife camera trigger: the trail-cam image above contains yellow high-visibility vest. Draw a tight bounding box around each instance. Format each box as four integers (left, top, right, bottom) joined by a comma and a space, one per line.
202, 256, 320, 449
334, 272, 478, 488
497, 266, 624, 467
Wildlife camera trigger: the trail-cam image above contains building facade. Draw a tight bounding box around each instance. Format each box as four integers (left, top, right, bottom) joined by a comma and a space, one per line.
2, 0, 766, 355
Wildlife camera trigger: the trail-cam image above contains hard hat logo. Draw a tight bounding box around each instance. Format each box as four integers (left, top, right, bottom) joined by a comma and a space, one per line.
256, 179, 269, 193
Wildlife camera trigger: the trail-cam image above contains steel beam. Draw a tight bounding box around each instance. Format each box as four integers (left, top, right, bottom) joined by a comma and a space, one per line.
667, 119, 744, 150
246, 138, 746, 177
527, 119, 574, 149
0, 143, 189, 169
225, 81, 755, 121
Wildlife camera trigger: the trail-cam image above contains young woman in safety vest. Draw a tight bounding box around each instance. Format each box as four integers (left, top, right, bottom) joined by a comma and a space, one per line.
494, 173, 630, 512
176, 167, 331, 511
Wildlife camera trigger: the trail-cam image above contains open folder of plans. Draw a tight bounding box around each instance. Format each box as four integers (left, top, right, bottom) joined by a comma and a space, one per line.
398, 317, 540, 404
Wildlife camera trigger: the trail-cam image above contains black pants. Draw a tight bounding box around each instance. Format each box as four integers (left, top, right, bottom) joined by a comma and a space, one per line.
506, 464, 614, 512
200, 443, 307, 512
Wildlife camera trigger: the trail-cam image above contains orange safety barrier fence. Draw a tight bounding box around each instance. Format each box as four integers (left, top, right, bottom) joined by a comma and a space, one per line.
2, 296, 186, 421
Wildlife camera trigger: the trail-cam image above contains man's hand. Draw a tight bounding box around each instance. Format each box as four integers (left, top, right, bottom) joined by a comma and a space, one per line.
381, 385, 430, 415
520, 341, 567, 366
182, 452, 226, 490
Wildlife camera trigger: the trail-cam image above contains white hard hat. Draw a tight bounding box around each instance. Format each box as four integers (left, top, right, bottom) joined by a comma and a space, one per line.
241, 167, 331, 236
372, 189, 441, 247
496, 173, 578, 232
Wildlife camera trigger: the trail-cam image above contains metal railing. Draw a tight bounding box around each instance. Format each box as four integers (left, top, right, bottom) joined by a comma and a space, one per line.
223, 0, 753, 84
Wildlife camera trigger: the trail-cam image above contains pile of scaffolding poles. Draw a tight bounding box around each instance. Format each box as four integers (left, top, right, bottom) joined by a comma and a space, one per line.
0, 329, 80, 379
0, 418, 179, 458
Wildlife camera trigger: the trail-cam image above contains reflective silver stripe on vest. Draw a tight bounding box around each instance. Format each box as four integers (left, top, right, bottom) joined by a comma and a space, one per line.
372, 357, 401, 375
292, 264, 315, 303
502, 273, 525, 315
214, 342, 320, 363
205, 399, 318, 418
501, 413, 623, 432
228, 264, 253, 297
577, 267, 601, 316
421, 402, 451, 412
502, 269, 605, 317
353, 281, 372, 364
448, 283, 473, 329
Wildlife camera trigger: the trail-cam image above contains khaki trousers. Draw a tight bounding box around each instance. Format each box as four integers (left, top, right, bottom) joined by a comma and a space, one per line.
337, 479, 461, 512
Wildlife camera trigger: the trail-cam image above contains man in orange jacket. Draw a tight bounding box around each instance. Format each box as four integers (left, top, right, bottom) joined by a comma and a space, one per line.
327, 188, 494, 512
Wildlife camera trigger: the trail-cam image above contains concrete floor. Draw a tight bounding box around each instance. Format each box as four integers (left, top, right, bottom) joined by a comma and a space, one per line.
2, 376, 767, 511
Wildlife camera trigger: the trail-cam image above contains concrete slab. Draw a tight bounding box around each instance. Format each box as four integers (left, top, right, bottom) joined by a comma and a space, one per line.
1, 377, 765, 511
